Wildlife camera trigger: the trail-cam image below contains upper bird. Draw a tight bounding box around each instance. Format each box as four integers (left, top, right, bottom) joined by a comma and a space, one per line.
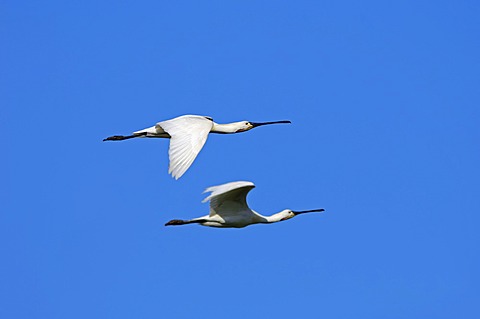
165, 181, 325, 228
103, 115, 291, 179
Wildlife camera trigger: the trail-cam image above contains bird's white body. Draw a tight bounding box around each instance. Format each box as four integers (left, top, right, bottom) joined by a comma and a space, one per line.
193, 181, 267, 228
134, 115, 217, 179
165, 181, 325, 228
104, 115, 291, 179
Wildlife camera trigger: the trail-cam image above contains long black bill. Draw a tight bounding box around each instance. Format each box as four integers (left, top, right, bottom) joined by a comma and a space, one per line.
250, 120, 291, 128
292, 209, 325, 216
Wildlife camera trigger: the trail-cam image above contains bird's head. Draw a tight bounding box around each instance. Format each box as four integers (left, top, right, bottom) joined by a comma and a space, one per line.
279, 208, 325, 221
235, 120, 291, 133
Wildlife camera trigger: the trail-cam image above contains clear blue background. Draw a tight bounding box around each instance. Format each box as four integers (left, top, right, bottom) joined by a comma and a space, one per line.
2, 1, 479, 318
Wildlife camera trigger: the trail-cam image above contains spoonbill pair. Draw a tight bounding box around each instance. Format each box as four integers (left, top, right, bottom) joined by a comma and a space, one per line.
165, 181, 325, 228
103, 114, 290, 179
104, 114, 325, 228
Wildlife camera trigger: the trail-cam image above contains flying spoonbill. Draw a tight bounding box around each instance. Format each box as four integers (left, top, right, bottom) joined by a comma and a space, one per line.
103, 115, 291, 179
165, 181, 325, 228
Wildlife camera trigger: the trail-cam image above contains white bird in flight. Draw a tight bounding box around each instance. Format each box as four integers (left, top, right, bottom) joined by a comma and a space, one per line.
103, 115, 291, 179
165, 181, 325, 228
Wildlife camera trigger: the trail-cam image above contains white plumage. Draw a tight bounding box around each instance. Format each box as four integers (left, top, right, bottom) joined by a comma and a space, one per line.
155, 116, 213, 179
165, 181, 325, 228
104, 115, 291, 179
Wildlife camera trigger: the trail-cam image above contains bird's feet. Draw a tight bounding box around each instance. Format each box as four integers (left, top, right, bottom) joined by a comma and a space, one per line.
103, 135, 128, 141
103, 132, 148, 141
165, 219, 188, 226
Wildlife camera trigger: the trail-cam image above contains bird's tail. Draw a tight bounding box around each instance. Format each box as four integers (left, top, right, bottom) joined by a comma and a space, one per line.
133, 126, 159, 135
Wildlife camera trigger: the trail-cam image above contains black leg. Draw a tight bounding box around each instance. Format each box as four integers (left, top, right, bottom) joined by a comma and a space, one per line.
165, 219, 190, 226
164, 219, 208, 226
103, 132, 147, 141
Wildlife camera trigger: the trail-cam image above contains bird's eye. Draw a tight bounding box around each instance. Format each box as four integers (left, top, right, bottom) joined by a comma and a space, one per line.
246, 122, 250, 125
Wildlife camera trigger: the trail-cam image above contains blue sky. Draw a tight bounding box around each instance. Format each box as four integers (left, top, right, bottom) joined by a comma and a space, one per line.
2, 1, 479, 318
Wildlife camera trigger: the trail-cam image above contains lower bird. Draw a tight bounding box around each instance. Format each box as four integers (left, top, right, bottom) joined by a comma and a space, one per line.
103, 114, 290, 179
165, 181, 325, 228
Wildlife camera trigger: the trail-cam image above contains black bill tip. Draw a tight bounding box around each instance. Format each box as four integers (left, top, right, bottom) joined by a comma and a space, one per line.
292, 209, 325, 215
250, 120, 292, 128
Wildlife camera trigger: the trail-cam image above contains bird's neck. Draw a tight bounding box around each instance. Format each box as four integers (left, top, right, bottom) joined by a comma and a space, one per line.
211, 122, 243, 134
262, 211, 288, 224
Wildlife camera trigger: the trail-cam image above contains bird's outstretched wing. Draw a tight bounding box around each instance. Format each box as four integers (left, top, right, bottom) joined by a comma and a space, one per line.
202, 181, 256, 217
158, 115, 214, 179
